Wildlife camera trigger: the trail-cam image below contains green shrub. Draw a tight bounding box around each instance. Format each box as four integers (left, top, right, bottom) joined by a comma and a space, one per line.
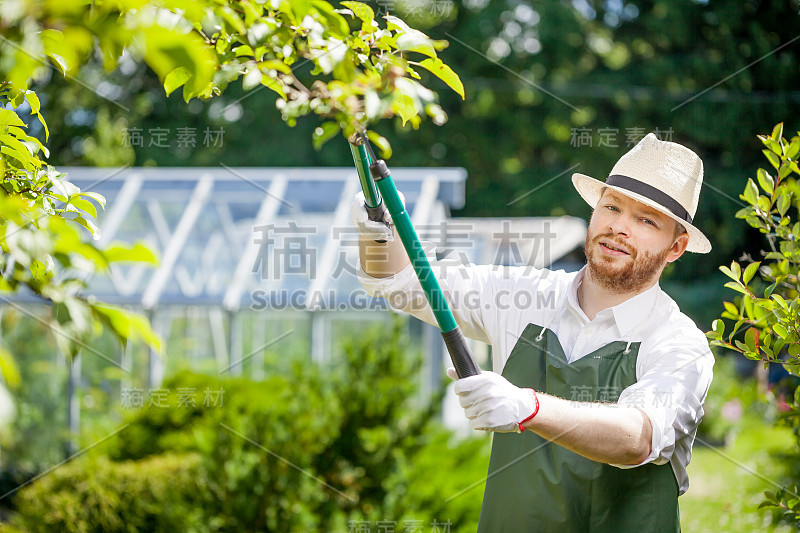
10, 453, 208, 533
8, 318, 491, 531
707, 123, 800, 524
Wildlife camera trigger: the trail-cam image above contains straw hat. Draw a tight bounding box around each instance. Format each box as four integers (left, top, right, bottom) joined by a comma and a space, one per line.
571, 132, 711, 253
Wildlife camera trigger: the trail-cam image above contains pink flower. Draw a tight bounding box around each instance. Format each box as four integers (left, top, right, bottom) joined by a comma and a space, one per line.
721, 399, 743, 421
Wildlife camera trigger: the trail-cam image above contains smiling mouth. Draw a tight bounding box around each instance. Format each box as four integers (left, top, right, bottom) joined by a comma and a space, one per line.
599, 241, 630, 255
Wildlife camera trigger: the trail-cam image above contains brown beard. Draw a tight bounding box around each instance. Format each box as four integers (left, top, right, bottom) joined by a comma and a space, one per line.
584, 230, 671, 294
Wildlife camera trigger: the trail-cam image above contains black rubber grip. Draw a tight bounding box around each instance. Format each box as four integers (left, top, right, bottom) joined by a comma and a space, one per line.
369, 160, 391, 181
365, 202, 390, 243
365, 202, 387, 223
442, 328, 481, 378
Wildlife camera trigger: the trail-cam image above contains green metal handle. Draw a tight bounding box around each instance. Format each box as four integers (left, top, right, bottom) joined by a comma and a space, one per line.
348, 134, 382, 209
349, 135, 391, 245
368, 158, 481, 378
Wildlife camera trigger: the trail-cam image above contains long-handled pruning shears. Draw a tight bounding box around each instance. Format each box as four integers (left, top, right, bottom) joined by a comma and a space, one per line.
348, 133, 481, 379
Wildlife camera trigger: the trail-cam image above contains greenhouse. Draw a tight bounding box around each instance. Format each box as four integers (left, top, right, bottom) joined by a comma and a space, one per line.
5, 165, 586, 453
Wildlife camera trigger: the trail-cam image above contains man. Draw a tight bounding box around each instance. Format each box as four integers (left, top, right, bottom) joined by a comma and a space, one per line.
352, 133, 713, 532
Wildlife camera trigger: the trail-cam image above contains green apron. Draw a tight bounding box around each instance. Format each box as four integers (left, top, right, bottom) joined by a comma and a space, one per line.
477, 323, 680, 532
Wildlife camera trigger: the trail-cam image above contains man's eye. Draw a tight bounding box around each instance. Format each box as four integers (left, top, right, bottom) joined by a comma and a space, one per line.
642, 218, 655, 226
606, 205, 619, 212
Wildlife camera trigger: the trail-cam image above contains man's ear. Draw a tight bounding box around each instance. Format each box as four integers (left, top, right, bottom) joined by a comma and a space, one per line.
666, 232, 689, 263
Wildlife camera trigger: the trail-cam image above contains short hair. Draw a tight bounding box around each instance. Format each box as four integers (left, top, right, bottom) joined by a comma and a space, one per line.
674, 221, 686, 239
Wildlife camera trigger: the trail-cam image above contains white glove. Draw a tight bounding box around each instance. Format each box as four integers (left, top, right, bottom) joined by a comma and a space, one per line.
449, 368, 539, 433
350, 190, 404, 242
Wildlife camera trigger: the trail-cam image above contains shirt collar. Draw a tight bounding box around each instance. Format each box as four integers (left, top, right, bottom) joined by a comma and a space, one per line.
566, 266, 662, 336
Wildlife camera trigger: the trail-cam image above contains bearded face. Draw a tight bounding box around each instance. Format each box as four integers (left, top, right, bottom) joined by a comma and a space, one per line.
584, 226, 672, 294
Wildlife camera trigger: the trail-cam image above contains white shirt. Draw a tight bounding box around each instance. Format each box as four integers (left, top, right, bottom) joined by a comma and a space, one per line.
356, 243, 714, 495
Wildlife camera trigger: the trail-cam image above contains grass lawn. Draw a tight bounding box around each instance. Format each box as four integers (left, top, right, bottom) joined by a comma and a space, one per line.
680, 415, 797, 532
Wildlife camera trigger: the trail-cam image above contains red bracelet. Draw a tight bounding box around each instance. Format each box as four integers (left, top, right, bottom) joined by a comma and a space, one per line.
517, 389, 540, 433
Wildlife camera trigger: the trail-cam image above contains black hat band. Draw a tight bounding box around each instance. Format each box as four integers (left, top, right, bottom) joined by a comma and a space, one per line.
605, 174, 693, 224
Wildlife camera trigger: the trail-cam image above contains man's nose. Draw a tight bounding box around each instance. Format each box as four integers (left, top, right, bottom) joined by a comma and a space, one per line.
608, 215, 631, 237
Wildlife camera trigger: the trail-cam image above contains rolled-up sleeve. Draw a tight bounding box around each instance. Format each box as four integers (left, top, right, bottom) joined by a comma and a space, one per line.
357, 241, 502, 343
611, 322, 714, 469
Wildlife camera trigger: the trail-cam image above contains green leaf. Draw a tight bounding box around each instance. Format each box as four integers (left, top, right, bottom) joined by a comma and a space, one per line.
763, 149, 781, 170
393, 92, 418, 126
786, 138, 800, 161
719, 265, 739, 281
219, 5, 248, 33
384, 14, 414, 33
773, 294, 788, 309
777, 192, 791, 216
141, 26, 217, 99
92, 303, 163, 353
757, 168, 774, 195
742, 178, 758, 205
164, 67, 191, 97
760, 136, 782, 155
711, 319, 725, 337
289, 0, 312, 22
234, 45, 255, 58
260, 76, 287, 99
73, 216, 101, 240
1, 144, 34, 171
417, 58, 465, 99
76, 192, 106, 210
312, 1, 350, 37
41, 29, 72, 75
772, 122, 784, 143
312, 122, 340, 150
258, 60, 292, 75
0, 346, 20, 389
731, 261, 742, 280
396, 32, 437, 57
103, 242, 158, 264
774, 323, 788, 339
24, 91, 40, 115
35, 112, 49, 141
724, 281, 748, 296
66, 197, 97, 219
743, 261, 761, 284
341, 1, 374, 23
723, 301, 738, 316
789, 343, 800, 358
774, 337, 786, 356
0, 109, 26, 128
764, 281, 778, 299
779, 162, 792, 180
366, 130, 392, 159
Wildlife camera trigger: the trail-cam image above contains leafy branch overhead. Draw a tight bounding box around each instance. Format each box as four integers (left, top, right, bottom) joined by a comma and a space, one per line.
3, 0, 465, 156
0, 81, 161, 360
0, 1, 463, 362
